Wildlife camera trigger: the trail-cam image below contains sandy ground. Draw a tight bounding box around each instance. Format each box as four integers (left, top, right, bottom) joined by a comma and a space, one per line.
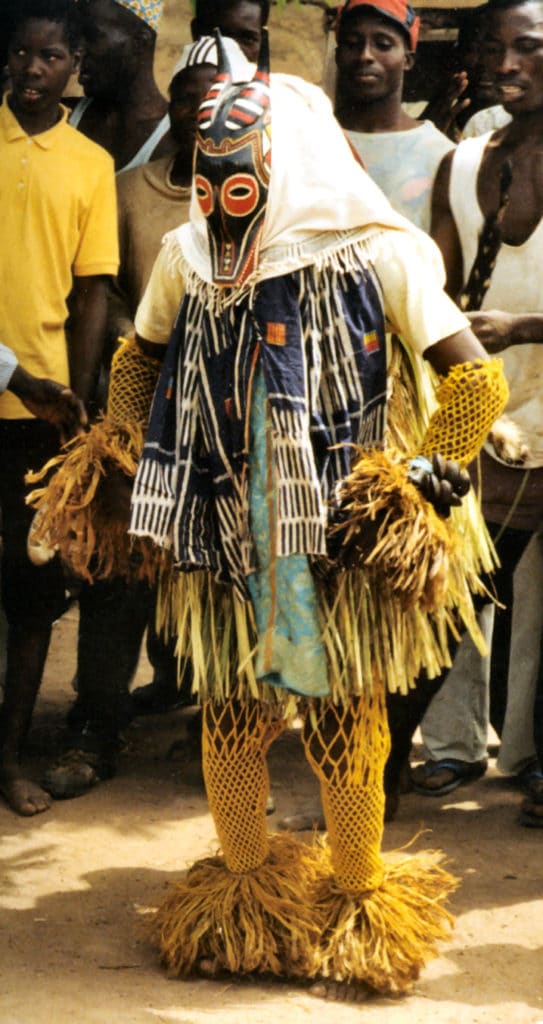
1, 607, 542, 1024
2, 4, 543, 1023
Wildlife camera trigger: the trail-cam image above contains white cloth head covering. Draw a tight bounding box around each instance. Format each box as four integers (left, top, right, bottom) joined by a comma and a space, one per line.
177, 70, 426, 286
171, 35, 254, 85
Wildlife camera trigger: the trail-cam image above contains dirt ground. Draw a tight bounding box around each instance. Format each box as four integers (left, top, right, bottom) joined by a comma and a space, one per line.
1, 606, 542, 1024
1, 3, 543, 1022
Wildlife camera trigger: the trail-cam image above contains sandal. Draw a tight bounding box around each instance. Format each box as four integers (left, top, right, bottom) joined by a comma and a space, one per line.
519, 768, 543, 827
411, 758, 487, 797
43, 748, 115, 800
520, 796, 543, 828
516, 763, 543, 798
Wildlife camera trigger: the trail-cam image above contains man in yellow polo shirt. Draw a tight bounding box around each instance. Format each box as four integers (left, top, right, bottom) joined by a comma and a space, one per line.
0, 0, 118, 816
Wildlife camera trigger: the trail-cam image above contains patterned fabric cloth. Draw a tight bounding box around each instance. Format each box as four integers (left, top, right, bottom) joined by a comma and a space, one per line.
113, 0, 163, 30
247, 369, 329, 697
131, 247, 387, 599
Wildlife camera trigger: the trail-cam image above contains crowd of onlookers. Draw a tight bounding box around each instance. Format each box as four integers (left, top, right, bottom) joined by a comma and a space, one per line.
0, 0, 541, 829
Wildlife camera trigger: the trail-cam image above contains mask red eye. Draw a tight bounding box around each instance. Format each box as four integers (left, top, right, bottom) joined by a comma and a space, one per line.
221, 174, 259, 217
195, 174, 214, 217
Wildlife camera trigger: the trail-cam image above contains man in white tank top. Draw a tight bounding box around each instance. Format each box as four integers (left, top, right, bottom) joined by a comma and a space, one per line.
68, 0, 172, 172
408, 0, 543, 828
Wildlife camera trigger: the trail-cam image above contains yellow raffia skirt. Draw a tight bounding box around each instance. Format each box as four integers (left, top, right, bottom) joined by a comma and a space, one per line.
156, 337, 496, 707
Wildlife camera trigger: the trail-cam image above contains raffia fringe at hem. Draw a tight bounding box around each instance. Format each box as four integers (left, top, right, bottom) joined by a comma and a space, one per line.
149, 832, 456, 993
309, 840, 458, 995
156, 552, 487, 702
149, 832, 322, 978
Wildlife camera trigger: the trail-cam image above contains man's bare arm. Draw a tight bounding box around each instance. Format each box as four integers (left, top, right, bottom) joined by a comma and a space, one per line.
430, 150, 464, 301
135, 334, 167, 362
424, 325, 489, 376
68, 275, 109, 406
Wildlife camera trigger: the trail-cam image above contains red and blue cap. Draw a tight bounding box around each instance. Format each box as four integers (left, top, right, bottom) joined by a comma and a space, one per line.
336, 0, 420, 51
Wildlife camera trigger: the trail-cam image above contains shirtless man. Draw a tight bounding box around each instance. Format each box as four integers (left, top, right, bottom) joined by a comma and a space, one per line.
70, 0, 172, 172
399, 0, 543, 827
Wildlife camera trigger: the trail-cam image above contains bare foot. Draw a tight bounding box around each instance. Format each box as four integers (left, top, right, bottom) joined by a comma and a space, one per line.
0, 773, 52, 816
309, 980, 372, 1002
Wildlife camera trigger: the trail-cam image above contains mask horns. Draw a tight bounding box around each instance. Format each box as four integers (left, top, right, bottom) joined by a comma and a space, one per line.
223, 30, 271, 132
197, 29, 233, 130
255, 27, 270, 82
215, 27, 233, 81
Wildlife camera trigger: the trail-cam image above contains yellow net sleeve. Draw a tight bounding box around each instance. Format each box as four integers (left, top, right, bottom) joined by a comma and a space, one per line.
107, 335, 162, 428
418, 357, 508, 467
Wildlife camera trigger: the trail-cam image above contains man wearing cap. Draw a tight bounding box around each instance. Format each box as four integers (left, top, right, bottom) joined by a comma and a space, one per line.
68, 0, 172, 172
42, 38, 252, 799
329, 0, 458, 822
110, 41, 220, 345
335, 0, 454, 234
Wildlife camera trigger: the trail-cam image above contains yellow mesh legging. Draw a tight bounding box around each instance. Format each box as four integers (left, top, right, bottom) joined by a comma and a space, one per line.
419, 358, 508, 467
303, 685, 390, 893
155, 687, 456, 989
202, 699, 286, 873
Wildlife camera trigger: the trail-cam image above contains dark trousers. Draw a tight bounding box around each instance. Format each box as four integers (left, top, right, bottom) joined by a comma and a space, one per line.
385, 523, 535, 790
0, 419, 66, 627
68, 577, 188, 755
535, 635, 543, 769
68, 578, 152, 753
